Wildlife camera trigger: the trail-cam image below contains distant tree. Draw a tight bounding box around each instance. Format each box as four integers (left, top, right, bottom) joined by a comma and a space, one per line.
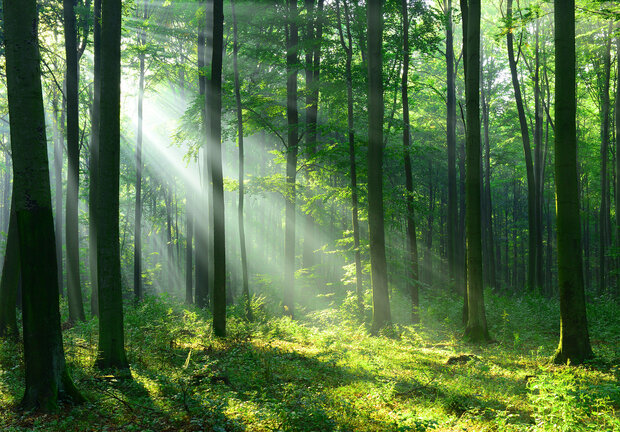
552, 0, 593, 365
90, 0, 101, 316
367, 0, 391, 333
401, 0, 419, 323
63, 0, 86, 322
462, 0, 490, 342
208, 0, 226, 337
283, 0, 299, 317
96, 0, 130, 371
3, 0, 83, 408
231, 0, 252, 321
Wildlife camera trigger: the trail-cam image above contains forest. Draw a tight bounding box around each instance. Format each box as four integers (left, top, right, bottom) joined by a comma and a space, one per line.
0, 0, 618, 430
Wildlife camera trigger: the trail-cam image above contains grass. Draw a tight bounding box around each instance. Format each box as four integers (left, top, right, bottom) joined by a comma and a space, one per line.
0, 286, 618, 431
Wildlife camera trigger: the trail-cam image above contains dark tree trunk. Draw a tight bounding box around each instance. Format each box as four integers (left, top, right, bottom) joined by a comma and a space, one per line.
446, 0, 458, 293
90, 0, 101, 316
599, 27, 612, 294
552, 0, 593, 365
615, 33, 620, 296
232, 0, 252, 321
283, 0, 299, 318
207, 0, 226, 337
95, 0, 130, 372
3, 0, 83, 409
64, 0, 86, 322
401, 0, 420, 323
367, 0, 390, 333
462, 0, 489, 342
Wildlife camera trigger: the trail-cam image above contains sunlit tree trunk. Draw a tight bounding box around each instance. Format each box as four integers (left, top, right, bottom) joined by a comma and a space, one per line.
0, 197, 19, 339
533, 19, 544, 292
185, 184, 193, 305
64, 0, 86, 323
231, 0, 252, 321
96, 0, 130, 372
206, 0, 226, 337
401, 0, 420, 323
3, 0, 84, 408
283, 0, 299, 317
446, 0, 458, 294
367, 0, 390, 334
552, 0, 593, 365
459, 0, 468, 324
52, 90, 64, 298
462, 0, 489, 342
134, 0, 146, 302
195, 0, 210, 308
336, 0, 363, 318
90, 0, 101, 316
599, 27, 612, 295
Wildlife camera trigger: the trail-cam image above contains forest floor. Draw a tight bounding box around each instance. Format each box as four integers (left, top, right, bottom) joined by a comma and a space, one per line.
0, 285, 618, 431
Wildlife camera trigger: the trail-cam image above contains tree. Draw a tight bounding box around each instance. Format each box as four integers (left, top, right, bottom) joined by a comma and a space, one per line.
283, 0, 299, 317
462, 0, 489, 342
232, 0, 252, 321
3, 0, 83, 409
207, 0, 226, 337
96, 0, 130, 371
552, 0, 593, 365
368, 0, 390, 333
401, 0, 419, 323
134, 0, 148, 301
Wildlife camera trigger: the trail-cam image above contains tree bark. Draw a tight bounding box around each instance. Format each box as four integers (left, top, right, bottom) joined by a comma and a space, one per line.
0, 197, 19, 339
64, 0, 86, 322
96, 0, 130, 372
552, 0, 593, 365
90, 0, 101, 316
3, 0, 84, 408
368, 0, 390, 333
462, 0, 489, 342
446, 0, 458, 293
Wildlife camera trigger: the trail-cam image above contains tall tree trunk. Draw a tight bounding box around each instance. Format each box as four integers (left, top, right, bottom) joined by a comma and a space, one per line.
3, 0, 83, 408
615, 33, 620, 296
480, 61, 496, 290
283, 0, 299, 318
52, 90, 64, 299
462, 0, 489, 342
185, 185, 193, 305
599, 27, 612, 294
533, 19, 544, 291
195, 0, 210, 308
446, 0, 458, 293
401, 0, 420, 323
96, 0, 130, 372
231, 0, 252, 321
368, 0, 390, 333
336, 0, 363, 318
134, 0, 146, 301
506, 0, 538, 293
0, 197, 19, 339
64, 0, 85, 322
552, 0, 593, 365
90, 0, 101, 316
207, 0, 226, 337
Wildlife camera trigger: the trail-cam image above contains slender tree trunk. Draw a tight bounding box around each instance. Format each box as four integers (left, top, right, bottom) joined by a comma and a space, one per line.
533, 19, 544, 292
506, 0, 538, 293
283, 0, 299, 318
90, 0, 101, 316
64, 0, 85, 323
446, 0, 458, 293
52, 91, 64, 299
195, 0, 210, 308
599, 28, 612, 295
463, 0, 489, 342
3, 0, 84, 408
232, 0, 252, 321
615, 33, 620, 296
185, 185, 193, 305
368, 0, 390, 333
206, 0, 226, 337
401, 0, 420, 322
336, 0, 364, 318
134, 0, 146, 301
552, 0, 593, 365
96, 0, 130, 372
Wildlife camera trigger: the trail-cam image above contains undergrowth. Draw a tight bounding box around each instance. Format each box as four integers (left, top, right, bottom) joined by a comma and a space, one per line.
0, 287, 618, 431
